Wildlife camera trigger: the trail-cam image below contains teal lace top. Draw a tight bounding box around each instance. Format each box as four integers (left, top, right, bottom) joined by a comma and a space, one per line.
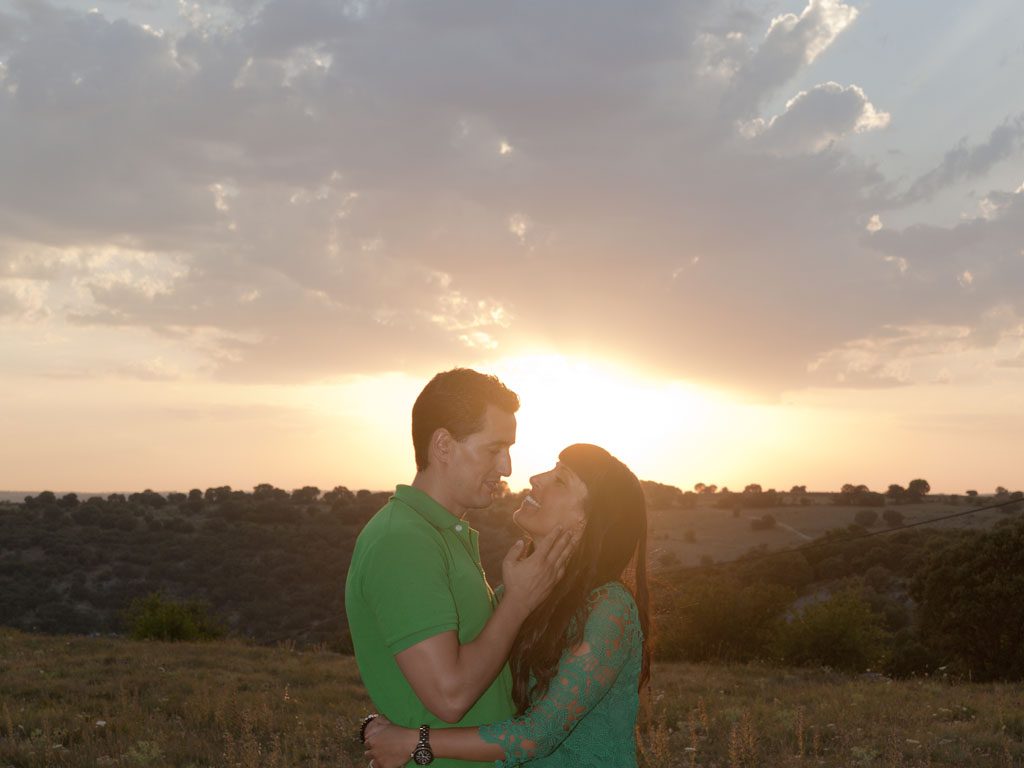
478, 581, 643, 767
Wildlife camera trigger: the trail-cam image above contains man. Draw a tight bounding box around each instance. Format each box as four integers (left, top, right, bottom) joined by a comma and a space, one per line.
345, 368, 574, 768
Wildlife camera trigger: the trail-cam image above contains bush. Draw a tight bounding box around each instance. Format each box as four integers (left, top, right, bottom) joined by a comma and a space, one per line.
657, 574, 793, 662
882, 509, 905, 527
750, 514, 776, 531
853, 509, 878, 528
911, 519, 1024, 680
772, 590, 889, 672
125, 593, 225, 642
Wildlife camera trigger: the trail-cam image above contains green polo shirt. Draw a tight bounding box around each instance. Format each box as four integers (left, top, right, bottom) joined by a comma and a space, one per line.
345, 485, 515, 768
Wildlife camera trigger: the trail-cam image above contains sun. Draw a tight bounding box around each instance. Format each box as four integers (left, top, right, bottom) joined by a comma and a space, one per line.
487, 353, 719, 490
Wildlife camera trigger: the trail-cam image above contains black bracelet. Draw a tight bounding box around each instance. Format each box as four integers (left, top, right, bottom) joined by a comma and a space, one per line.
359, 713, 379, 744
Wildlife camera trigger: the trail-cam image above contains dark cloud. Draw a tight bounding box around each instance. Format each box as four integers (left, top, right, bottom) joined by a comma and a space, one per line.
901, 115, 1024, 204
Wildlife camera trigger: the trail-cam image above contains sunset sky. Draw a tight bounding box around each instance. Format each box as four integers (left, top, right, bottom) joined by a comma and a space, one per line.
1, 0, 1022, 495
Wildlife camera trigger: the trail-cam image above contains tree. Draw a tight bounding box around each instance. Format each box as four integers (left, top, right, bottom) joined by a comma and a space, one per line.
253, 483, 288, 501
204, 486, 232, 504
744, 484, 762, 495
965, 489, 978, 497
886, 484, 906, 502
694, 483, 706, 494
291, 486, 321, 504
911, 519, 1024, 680
906, 479, 930, 502
656, 574, 792, 662
837, 485, 884, 507
324, 486, 355, 506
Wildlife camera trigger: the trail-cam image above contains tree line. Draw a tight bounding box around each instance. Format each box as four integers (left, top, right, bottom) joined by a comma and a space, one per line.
2, 478, 1022, 682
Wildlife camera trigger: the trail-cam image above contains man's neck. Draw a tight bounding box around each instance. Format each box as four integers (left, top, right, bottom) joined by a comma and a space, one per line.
411, 471, 468, 519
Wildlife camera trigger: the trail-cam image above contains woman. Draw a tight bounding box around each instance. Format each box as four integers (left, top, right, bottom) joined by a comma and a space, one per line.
364, 443, 650, 767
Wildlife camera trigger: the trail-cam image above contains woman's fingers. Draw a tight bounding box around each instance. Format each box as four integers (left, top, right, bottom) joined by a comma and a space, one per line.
551, 528, 577, 566
530, 525, 565, 560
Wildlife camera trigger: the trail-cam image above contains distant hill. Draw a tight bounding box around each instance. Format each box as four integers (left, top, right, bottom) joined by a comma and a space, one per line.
2, 482, 1022, 681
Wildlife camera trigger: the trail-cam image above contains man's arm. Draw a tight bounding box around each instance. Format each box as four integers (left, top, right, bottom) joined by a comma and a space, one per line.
394, 528, 575, 723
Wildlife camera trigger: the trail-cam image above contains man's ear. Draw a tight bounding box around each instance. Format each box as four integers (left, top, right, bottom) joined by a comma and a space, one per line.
430, 427, 455, 466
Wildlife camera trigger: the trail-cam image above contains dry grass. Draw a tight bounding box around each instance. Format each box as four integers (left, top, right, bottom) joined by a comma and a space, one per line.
0, 627, 369, 767
3, 628, 1022, 767
638, 662, 1024, 767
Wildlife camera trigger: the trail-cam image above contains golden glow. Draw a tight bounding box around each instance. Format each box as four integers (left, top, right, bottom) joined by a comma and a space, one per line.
488, 354, 721, 489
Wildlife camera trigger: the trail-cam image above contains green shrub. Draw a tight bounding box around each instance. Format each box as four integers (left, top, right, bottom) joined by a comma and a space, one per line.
772, 590, 889, 672
656, 574, 792, 662
125, 593, 225, 642
910, 519, 1024, 680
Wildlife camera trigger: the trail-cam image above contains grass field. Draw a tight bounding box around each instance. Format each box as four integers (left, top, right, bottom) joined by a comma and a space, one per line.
2, 627, 1022, 767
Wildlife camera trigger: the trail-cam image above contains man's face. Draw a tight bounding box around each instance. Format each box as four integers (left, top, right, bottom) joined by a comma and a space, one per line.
448, 404, 516, 513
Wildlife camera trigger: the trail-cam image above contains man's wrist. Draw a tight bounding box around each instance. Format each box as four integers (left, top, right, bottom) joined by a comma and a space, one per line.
412, 724, 434, 764
496, 590, 532, 623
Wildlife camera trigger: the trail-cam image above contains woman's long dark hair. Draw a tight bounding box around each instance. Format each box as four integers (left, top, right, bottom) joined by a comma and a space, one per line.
508, 444, 650, 713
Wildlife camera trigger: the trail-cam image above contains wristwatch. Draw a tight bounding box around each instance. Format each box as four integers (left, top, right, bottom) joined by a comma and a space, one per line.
412, 724, 434, 765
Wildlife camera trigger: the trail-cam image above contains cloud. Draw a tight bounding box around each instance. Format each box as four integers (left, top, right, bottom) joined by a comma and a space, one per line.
722, 0, 859, 115
0, 278, 47, 319
0, 0, 1021, 395
901, 115, 1024, 204
743, 81, 890, 155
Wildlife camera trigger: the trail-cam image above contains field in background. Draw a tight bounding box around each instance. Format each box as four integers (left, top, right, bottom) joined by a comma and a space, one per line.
2, 627, 1022, 768
646, 496, 1010, 568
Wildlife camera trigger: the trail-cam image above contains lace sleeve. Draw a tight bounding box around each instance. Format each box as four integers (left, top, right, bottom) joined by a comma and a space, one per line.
478, 583, 639, 766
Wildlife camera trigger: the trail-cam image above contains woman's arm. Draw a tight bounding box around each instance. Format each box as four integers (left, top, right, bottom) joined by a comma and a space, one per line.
364, 584, 639, 768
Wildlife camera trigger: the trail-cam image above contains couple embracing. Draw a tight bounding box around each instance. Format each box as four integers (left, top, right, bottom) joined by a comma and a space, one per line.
345, 368, 650, 767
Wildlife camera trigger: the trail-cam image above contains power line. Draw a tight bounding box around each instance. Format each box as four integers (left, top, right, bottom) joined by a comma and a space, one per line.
663, 494, 1023, 575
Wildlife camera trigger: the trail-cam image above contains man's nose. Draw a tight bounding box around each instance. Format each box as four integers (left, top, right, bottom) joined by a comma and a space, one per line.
497, 448, 512, 477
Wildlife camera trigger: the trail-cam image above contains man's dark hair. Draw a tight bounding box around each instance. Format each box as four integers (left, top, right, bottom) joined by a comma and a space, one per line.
412, 368, 519, 471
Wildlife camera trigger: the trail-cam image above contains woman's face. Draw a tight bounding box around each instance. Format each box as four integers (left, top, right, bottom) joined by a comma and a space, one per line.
513, 461, 588, 538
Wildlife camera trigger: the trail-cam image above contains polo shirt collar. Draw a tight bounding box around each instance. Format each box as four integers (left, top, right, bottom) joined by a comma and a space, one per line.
394, 484, 463, 530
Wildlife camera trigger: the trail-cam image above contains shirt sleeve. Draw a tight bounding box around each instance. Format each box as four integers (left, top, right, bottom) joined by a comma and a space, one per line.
360, 526, 459, 654
477, 584, 640, 765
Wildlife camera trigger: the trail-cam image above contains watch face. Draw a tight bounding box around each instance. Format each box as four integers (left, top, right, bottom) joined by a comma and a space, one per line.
413, 746, 433, 765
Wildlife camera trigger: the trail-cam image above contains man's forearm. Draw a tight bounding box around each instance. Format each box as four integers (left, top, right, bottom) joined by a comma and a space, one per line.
448, 597, 530, 710
395, 595, 530, 723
